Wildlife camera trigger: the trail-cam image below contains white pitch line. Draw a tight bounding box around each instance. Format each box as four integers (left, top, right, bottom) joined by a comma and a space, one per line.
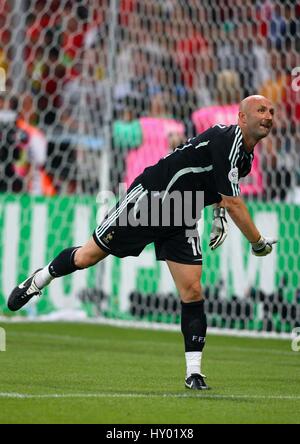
0, 392, 300, 400
7, 332, 297, 357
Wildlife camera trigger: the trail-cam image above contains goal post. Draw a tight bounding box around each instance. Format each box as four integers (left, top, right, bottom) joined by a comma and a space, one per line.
0, 0, 299, 337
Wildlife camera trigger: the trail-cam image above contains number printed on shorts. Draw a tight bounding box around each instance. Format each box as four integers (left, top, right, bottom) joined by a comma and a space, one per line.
187, 236, 201, 256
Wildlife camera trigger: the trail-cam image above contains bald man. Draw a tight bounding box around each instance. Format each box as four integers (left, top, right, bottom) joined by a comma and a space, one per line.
8, 95, 277, 391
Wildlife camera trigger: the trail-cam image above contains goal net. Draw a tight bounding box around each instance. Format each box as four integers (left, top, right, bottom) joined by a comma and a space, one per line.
0, 0, 299, 335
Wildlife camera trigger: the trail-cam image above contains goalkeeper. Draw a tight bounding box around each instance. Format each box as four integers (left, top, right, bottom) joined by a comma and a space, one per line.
8, 95, 276, 390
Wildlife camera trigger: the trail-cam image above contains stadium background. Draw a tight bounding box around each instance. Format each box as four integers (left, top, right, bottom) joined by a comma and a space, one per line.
0, 0, 299, 336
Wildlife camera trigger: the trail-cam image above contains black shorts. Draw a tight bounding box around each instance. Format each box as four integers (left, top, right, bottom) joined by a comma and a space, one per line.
93, 180, 202, 265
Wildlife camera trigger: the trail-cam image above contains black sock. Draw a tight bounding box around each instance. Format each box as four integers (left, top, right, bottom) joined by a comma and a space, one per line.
48, 247, 82, 278
181, 300, 207, 352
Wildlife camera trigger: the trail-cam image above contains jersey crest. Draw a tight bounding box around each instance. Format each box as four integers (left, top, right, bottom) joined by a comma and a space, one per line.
228, 167, 239, 184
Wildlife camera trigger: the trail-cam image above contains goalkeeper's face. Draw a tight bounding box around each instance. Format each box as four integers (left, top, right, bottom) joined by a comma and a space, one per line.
239, 95, 274, 142
245, 97, 274, 140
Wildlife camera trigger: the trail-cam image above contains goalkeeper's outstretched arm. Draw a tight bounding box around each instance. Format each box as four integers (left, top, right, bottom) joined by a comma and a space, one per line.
221, 195, 260, 242
221, 194, 277, 256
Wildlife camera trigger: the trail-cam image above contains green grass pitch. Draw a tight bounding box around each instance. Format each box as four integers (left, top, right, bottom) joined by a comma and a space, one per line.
0, 322, 299, 424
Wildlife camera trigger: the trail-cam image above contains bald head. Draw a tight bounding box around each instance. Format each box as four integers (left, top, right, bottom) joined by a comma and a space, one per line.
238, 95, 274, 149
239, 95, 273, 114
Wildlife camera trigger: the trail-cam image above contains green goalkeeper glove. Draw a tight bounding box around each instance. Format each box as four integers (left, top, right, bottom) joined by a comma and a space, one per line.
209, 207, 228, 250
251, 236, 277, 256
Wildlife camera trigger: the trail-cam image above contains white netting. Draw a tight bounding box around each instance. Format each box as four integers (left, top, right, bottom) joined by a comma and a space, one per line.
1, 0, 299, 196
0, 0, 299, 333
0, 0, 107, 194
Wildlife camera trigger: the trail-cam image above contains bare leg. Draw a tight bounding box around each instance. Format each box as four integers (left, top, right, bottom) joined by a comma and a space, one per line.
74, 237, 109, 268
166, 260, 203, 303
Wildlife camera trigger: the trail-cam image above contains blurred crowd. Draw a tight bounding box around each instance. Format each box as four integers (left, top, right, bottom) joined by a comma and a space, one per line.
0, 0, 300, 200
